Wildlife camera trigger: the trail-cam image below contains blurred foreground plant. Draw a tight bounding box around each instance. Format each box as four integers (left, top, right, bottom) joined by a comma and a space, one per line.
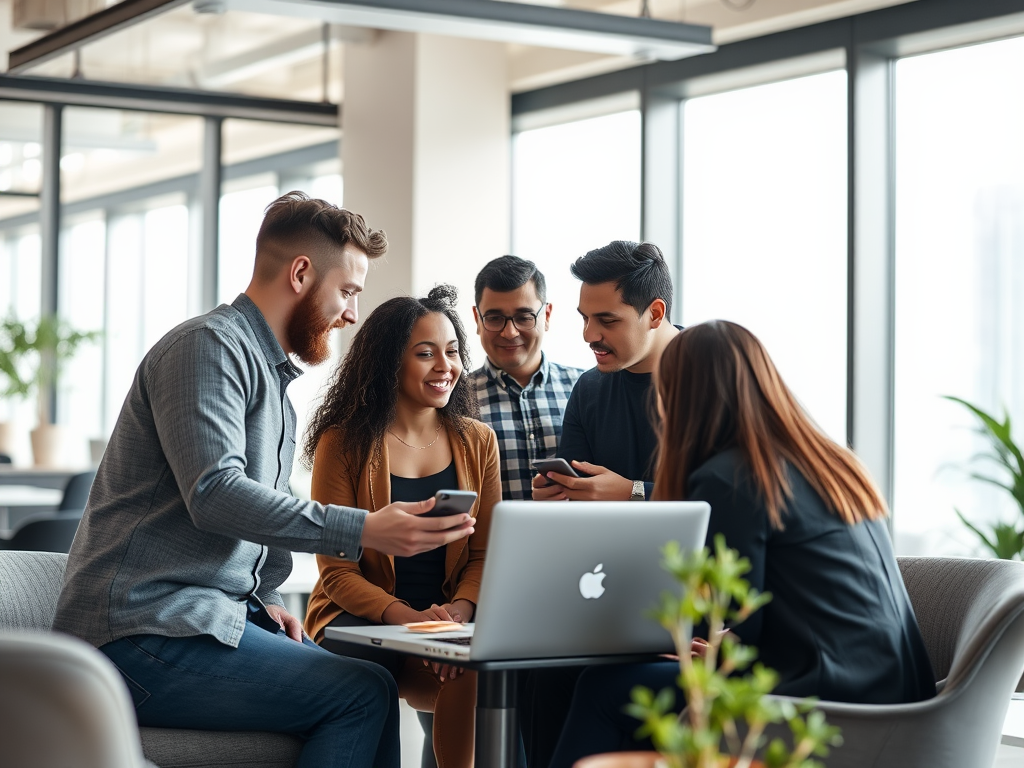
627, 534, 842, 768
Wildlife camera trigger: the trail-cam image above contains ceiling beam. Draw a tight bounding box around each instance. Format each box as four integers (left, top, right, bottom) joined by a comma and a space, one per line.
0, 74, 339, 126
8, 0, 191, 74
8, 0, 715, 74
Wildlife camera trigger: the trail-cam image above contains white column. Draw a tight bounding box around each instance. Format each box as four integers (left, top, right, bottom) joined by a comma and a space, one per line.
342, 31, 510, 359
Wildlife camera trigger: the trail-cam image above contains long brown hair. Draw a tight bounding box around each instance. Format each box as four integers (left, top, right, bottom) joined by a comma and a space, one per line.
653, 320, 887, 527
302, 284, 478, 482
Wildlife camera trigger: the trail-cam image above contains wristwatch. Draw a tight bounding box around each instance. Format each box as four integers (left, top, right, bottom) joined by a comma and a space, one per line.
630, 480, 646, 501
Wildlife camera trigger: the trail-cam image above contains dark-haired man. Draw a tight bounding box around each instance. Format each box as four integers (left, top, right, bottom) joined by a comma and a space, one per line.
524, 240, 679, 768
52, 192, 474, 768
469, 255, 583, 500
533, 240, 679, 501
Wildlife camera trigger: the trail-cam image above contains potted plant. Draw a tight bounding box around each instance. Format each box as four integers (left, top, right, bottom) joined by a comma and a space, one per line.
576, 535, 841, 768
0, 316, 34, 460
0, 314, 100, 467
943, 395, 1024, 560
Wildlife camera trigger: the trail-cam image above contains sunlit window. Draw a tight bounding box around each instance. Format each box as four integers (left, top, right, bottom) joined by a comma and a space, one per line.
893, 36, 1024, 556
681, 71, 849, 443
218, 181, 279, 305
512, 110, 642, 371
0, 230, 41, 437
60, 217, 106, 457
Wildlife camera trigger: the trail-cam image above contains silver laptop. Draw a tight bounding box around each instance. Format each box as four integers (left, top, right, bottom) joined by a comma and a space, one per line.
325, 500, 710, 662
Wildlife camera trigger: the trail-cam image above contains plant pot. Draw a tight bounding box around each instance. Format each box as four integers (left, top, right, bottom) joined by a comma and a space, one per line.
30, 423, 70, 468
573, 753, 765, 768
573, 753, 662, 768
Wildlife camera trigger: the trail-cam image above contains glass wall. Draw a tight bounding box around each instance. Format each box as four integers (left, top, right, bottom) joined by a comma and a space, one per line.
681, 70, 849, 443
512, 110, 642, 371
893, 36, 1024, 556
0, 107, 341, 470
0, 103, 43, 221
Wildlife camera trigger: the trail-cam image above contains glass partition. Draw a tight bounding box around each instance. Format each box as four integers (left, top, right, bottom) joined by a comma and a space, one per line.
680, 70, 849, 443
512, 109, 642, 371
893, 36, 1024, 556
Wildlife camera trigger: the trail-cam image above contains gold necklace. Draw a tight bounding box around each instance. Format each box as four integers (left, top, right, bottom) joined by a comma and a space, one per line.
389, 424, 442, 450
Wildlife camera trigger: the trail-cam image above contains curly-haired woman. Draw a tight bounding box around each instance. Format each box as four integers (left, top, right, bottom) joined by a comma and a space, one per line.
302, 284, 500, 768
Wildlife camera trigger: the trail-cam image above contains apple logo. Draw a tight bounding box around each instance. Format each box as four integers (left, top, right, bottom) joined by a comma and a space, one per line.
579, 564, 606, 599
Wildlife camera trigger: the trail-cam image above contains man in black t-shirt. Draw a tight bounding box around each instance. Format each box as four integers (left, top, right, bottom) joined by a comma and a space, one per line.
523, 240, 680, 768
531, 240, 679, 503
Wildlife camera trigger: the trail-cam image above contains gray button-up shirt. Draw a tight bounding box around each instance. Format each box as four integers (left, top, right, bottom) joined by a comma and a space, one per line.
53, 294, 366, 649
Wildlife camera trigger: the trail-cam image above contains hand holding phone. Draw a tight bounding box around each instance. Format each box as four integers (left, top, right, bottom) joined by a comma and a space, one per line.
423, 489, 477, 518
531, 458, 580, 487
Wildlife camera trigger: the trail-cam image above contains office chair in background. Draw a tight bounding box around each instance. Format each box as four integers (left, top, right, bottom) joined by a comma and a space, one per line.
60, 469, 96, 510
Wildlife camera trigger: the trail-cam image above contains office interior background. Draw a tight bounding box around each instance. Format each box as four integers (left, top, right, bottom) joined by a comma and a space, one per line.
2, 0, 1024, 568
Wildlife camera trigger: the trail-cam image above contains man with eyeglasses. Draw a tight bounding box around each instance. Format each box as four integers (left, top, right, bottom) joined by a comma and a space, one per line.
469, 255, 584, 501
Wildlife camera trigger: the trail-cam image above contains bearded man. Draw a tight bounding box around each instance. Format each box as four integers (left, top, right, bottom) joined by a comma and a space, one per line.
52, 192, 475, 768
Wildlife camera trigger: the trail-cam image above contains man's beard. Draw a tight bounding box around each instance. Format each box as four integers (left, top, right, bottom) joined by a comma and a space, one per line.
287, 283, 339, 366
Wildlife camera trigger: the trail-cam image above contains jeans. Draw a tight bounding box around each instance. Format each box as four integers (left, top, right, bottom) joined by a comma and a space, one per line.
100, 606, 401, 768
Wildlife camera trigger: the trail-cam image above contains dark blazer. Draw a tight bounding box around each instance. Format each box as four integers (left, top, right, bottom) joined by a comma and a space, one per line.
690, 448, 935, 704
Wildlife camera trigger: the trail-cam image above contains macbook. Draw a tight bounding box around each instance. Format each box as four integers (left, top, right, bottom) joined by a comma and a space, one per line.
325, 500, 710, 662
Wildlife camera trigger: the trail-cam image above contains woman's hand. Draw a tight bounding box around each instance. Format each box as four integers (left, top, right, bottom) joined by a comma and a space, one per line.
418, 601, 473, 680
441, 599, 475, 623
423, 659, 465, 681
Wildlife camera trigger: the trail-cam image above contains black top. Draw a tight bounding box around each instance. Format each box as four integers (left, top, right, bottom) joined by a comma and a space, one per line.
556, 367, 658, 497
690, 448, 935, 704
389, 462, 458, 611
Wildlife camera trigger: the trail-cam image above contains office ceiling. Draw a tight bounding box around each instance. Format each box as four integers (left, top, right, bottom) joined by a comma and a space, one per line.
0, 0, 919, 96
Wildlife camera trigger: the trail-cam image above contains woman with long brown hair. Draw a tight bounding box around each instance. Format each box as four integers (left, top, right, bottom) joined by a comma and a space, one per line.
302, 285, 500, 768
547, 320, 934, 768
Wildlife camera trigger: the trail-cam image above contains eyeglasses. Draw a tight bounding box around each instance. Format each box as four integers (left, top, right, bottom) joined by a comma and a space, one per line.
478, 305, 545, 333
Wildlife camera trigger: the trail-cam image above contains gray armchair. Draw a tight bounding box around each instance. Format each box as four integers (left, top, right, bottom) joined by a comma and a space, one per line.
776, 556, 1024, 768
0, 550, 303, 768
0, 631, 150, 768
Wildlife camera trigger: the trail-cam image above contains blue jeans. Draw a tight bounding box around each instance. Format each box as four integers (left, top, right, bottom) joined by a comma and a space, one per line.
100, 608, 401, 768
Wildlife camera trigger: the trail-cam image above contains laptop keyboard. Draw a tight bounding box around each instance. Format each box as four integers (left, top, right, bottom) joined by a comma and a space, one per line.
434, 636, 472, 646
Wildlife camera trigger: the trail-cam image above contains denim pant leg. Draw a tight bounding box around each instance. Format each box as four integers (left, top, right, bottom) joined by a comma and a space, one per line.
100, 618, 401, 768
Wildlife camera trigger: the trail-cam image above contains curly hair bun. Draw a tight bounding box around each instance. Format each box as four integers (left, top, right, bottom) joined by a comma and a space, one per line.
424, 283, 459, 310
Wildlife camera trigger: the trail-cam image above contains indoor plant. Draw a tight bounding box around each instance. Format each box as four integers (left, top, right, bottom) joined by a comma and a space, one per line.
0, 316, 34, 459
943, 395, 1024, 560
0, 314, 100, 466
586, 535, 842, 768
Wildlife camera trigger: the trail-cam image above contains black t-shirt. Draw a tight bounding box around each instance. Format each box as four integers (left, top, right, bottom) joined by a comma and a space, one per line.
556, 367, 658, 497
389, 462, 457, 611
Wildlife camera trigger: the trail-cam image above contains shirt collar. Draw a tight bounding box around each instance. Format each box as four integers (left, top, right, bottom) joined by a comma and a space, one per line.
483, 352, 549, 392
232, 293, 302, 382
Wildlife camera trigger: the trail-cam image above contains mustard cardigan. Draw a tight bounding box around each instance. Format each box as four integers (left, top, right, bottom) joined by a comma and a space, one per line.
304, 419, 500, 642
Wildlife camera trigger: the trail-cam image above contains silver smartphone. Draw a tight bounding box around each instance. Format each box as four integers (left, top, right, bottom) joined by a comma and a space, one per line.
425, 489, 478, 517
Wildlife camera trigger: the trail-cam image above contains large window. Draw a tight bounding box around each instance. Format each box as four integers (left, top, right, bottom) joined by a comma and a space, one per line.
0, 103, 341, 470
512, 109, 642, 370
893, 36, 1024, 556
681, 70, 849, 443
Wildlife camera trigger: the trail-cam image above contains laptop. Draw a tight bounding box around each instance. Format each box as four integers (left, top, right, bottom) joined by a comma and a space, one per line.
325, 500, 710, 663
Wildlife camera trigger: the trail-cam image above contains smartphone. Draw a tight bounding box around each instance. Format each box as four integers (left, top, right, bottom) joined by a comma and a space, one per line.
531, 457, 581, 483
424, 489, 478, 518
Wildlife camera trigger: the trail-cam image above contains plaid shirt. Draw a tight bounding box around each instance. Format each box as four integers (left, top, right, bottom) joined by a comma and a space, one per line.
470, 354, 584, 501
